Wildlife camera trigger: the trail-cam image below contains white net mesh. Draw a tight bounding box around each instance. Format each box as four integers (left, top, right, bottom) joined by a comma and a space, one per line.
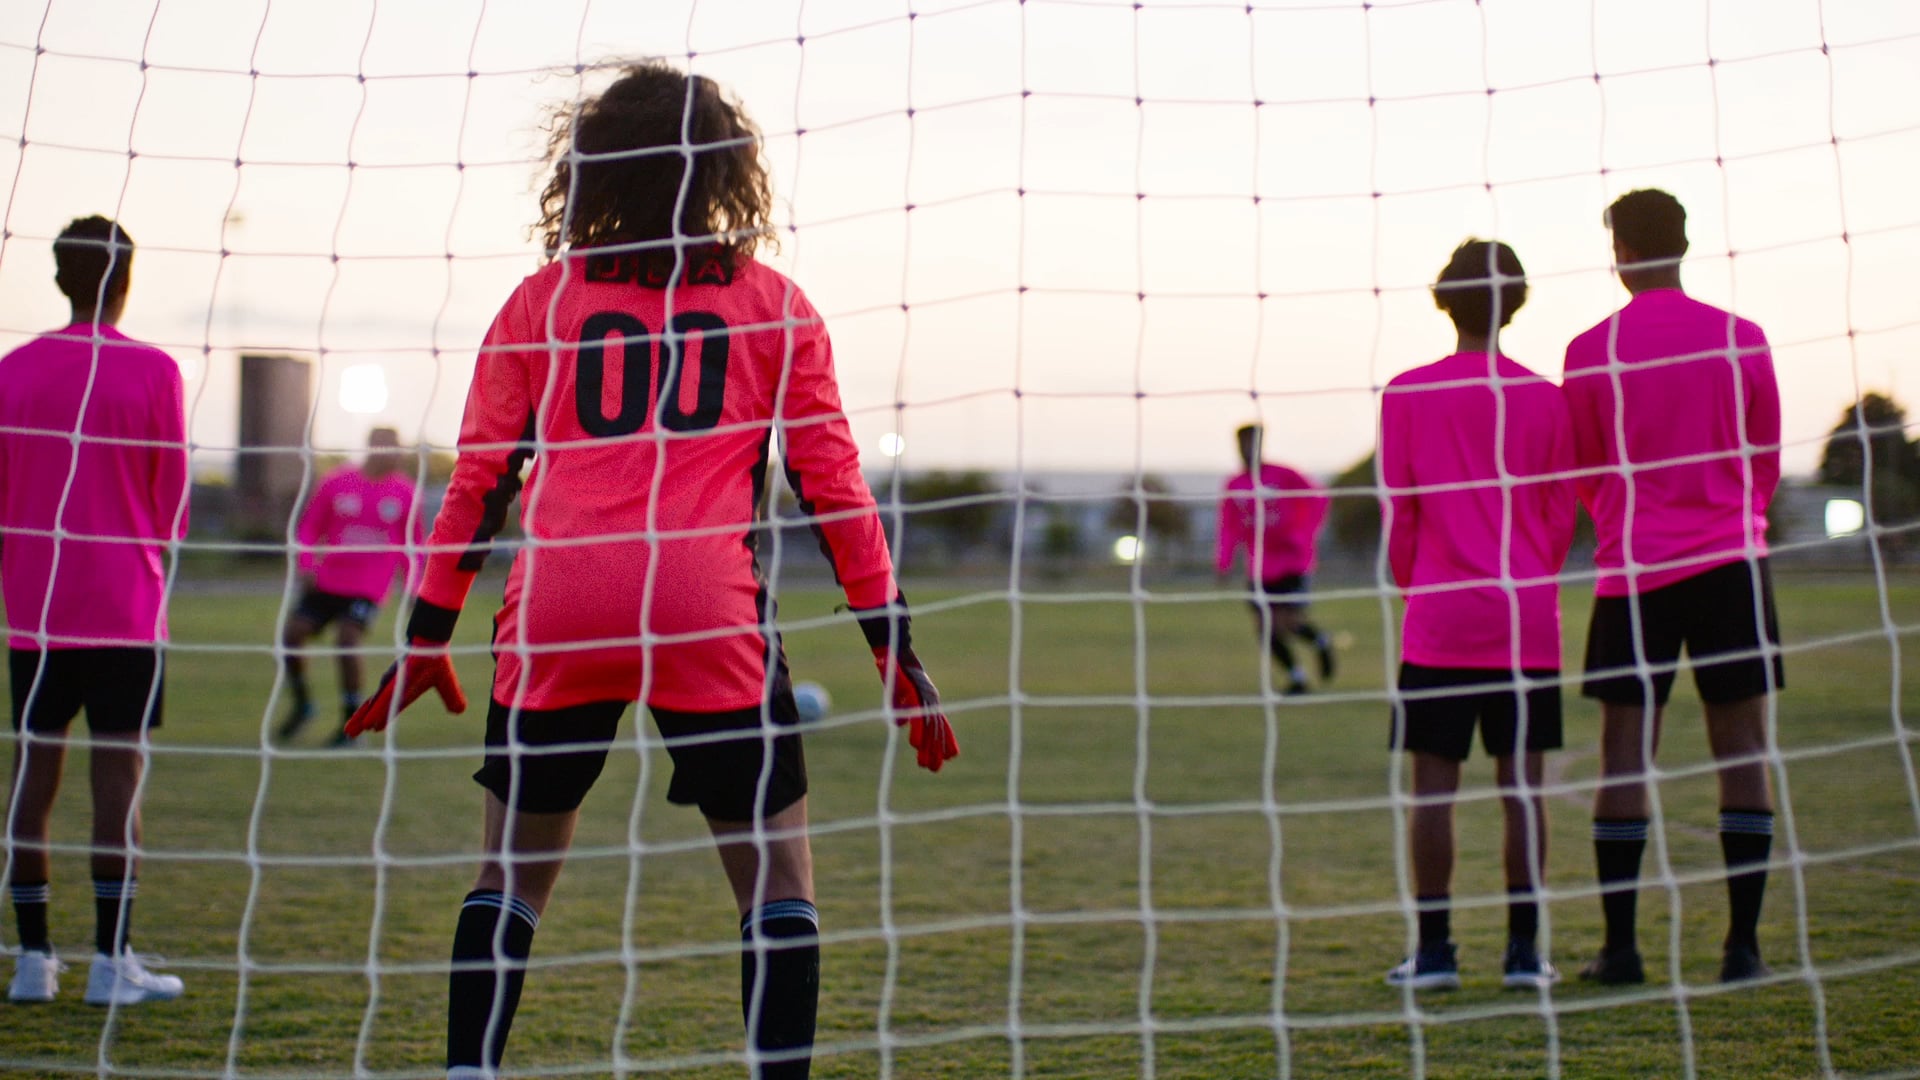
1, 1, 1918, 1077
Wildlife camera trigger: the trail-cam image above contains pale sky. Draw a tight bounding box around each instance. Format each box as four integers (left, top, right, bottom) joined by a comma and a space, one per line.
0, 0, 1915, 479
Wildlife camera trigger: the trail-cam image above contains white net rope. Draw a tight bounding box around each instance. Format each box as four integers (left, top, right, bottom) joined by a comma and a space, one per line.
0, 1, 1917, 1078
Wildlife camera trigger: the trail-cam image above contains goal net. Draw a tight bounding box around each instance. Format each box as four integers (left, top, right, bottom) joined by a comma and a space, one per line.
1, 0, 1917, 1077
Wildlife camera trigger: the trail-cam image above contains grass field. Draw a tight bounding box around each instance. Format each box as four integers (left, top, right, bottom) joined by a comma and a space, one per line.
1, 568, 1917, 1079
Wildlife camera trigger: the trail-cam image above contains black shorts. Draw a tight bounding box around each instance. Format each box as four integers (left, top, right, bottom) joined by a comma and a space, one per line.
474, 699, 624, 814
1249, 573, 1311, 613
1391, 663, 1563, 761
9, 648, 165, 735
473, 687, 809, 821
293, 588, 378, 632
1582, 558, 1785, 707
651, 686, 808, 822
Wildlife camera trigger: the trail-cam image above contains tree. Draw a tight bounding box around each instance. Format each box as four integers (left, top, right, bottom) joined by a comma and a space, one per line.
1106, 473, 1193, 560
895, 469, 1002, 557
1326, 451, 1381, 556
1818, 392, 1920, 542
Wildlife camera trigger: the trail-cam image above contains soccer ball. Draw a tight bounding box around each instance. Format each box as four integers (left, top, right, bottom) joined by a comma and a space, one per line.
793, 680, 832, 722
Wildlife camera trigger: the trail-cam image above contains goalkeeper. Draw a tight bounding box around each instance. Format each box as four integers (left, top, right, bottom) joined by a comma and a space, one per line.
1565, 189, 1783, 986
1378, 241, 1576, 991
345, 61, 957, 1080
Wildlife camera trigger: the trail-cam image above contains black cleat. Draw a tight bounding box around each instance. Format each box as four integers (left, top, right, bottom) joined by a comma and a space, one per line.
1315, 635, 1337, 682
1578, 946, 1645, 985
1720, 943, 1772, 983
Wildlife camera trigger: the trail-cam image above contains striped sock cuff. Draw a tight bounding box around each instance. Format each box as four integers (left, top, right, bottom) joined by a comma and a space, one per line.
462, 890, 539, 930
741, 898, 820, 936
1720, 810, 1776, 836
92, 878, 138, 901
1592, 818, 1650, 843
10, 882, 50, 905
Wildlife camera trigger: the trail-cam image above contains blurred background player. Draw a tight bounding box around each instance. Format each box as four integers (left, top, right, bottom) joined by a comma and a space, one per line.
1, 217, 187, 1005
1564, 189, 1784, 985
277, 426, 422, 745
342, 62, 957, 1080
1217, 423, 1335, 694
1379, 241, 1576, 991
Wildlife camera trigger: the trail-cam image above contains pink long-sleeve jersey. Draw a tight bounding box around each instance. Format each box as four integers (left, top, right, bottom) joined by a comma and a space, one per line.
0, 324, 189, 649
1563, 289, 1780, 597
1380, 352, 1577, 671
1216, 463, 1329, 583
296, 466, 423, 603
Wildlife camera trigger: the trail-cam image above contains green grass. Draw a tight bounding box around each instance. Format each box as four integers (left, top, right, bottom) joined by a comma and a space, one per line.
2, 569, 1917, 1079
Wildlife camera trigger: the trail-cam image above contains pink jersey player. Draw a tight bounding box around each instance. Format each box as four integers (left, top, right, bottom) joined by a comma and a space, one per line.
0, 324, 188, 649
1217, 426, 1337, 694
296, 463, 422, 603
1216, 463, 1329, 584
1563, 289, 1780, 597
1380, 352, 1577, 671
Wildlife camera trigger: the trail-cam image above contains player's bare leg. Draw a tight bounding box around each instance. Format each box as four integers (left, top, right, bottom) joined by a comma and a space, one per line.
1583, 701, 1662, 983
7, 732, 67, 888
1497, 752, 1556, 985
332, 621, 367, 745
447, 793, 578, 1078
1497, 752, 1549, 903
1704, 694, 1775, 980
711, 798, 819, 1080
1408, 753, 1459, 904
470, 792, 577, 916
89, 731, 145, 957
1387, 753, 1462, 989
6, 732, 67, 999
277, 614, 319, 740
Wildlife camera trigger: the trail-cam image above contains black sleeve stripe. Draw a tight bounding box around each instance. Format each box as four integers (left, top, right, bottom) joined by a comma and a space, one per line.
455, 410, 538, 572
781, 460, 846, 590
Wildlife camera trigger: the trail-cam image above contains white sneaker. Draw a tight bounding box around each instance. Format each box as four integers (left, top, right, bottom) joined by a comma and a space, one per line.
83, 950, 183, 1006
9, 950, 64, 1002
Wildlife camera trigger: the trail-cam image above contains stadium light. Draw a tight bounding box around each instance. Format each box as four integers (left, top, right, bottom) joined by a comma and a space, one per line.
878, 432, 906, 458
1825, 498, 1866, 538
1112, 534, 1143, 565
338, 364, 389, 415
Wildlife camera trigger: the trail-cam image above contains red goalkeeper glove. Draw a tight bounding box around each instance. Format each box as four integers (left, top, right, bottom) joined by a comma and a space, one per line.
872, 644, 958, 772
854, 594, 958, 773
343, 600, 469, 737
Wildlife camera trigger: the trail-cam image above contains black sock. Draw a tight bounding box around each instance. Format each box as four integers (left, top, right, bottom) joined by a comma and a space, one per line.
1415, 895, 1450, 951
447, 890, 538, 1072
741, 899, 820, 1080
1720, 809, 1774, 951
1507, 886, 1539, 947
94, 877, 136, 955
1593, 818, 1649, 953
1266, 634, 1300, 683
286, 664, 310, 710
1294, 621, 1325, 643
11, 880, 49, 952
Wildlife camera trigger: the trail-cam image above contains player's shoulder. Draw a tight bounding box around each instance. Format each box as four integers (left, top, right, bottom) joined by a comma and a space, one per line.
1564, 313, 1621, 368
1385, 355, 1459, 390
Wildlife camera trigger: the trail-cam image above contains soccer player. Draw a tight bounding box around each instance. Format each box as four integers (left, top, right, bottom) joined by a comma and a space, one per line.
1217, 424, 1335, 694
1379, 240, 1576, 990
2, 216, 188, 1005
277, 426, 422, 745
342, 62, 958, 1080
1564, 189, 1783, 985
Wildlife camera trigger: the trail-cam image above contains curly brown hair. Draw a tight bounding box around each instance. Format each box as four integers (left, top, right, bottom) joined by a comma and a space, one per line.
535, 60, 775, 263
